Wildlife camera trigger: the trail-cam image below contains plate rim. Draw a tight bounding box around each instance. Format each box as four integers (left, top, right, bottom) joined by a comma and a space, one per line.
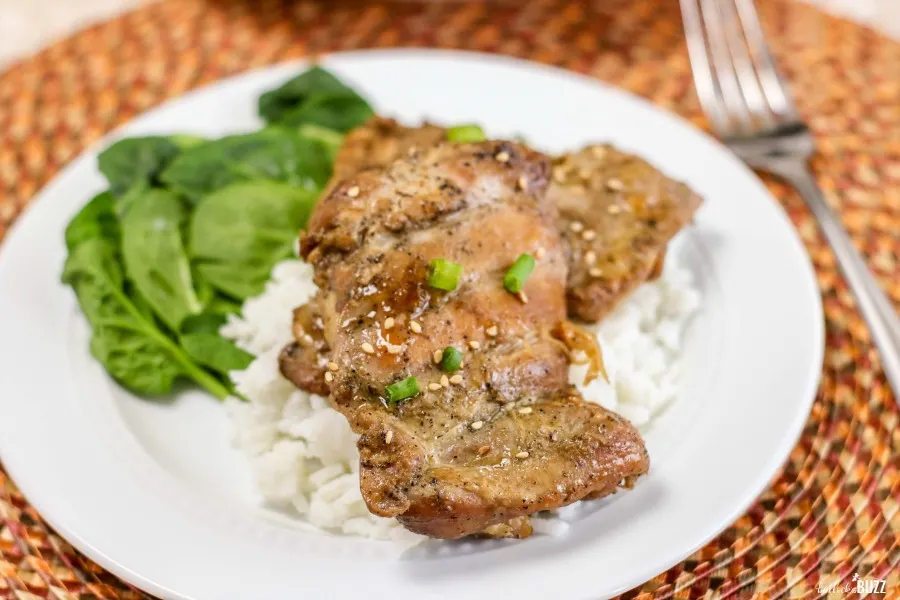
0, 48, 824, 600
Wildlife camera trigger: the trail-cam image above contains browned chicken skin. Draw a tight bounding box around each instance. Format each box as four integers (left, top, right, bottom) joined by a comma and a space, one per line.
550, 147, 702, 322
330, 117, 446, 185
309, 118, 701, 321
295, 141, 649, 539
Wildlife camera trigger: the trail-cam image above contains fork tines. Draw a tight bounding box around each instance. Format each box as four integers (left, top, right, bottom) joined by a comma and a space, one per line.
680, 0, 799, 138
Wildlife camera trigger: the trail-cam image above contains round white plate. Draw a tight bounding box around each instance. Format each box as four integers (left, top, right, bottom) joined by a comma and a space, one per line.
0, 50, 823, 600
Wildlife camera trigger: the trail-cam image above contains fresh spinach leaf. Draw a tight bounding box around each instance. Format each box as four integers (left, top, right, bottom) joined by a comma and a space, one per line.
98, 136, 181, 196
258, 66, 373, 132
206, 294, 243, 316
192, 264, 219, 309
181, 312, 226, 335
180, 332, 253, 375
62, 238, 230, 399
65, 191, 119, 251
180, 311, 251, 379
193, 261, 274, 301
169, 134, 207, 149
121, 188, 202, 331
113, 180, 154, 217
191, 264, 245, 317
190, 180, 315, 300
274, 94, 374, 132
160, 128, 332, 204
297, 124, 344, 163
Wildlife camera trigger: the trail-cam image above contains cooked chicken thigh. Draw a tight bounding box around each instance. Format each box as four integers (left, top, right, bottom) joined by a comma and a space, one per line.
293, 141, 649, 538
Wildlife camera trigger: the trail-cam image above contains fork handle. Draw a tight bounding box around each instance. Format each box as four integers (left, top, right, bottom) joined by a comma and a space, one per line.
781, 163, 900, 399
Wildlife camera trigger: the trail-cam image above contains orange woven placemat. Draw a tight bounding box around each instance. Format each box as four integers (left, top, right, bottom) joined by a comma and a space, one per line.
1, 0, 899, 598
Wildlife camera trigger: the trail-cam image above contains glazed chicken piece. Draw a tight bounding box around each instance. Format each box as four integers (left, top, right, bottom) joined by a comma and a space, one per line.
330, 117, 446, 184
308, 117, 701, 322
279, 119, 447, 390
294, 141, 649, 539
280, 304, 330, 396
549, 146, 702, 322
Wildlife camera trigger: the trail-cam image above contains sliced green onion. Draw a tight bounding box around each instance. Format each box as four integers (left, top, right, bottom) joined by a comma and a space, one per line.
503, 253, 535, 293
386, 376, 420, 404
440, 346, 463, 372
446, 124, 486, 143
428, 258, 463, 291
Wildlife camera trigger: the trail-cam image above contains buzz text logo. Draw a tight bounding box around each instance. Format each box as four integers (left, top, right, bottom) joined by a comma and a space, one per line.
817, 573, 887, 595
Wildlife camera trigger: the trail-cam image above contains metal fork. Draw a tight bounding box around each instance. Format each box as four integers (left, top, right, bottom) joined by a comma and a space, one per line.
680, 0, 900, 400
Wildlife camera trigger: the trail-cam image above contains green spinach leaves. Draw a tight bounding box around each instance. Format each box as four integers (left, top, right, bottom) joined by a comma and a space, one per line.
160, 128, 332, 204
63, 239, 231, 399
98, 136, 181, 196
121, 189, 202, 331
62, 65, 369, 402
190, 181, 316, 300
259, 66, 373, 131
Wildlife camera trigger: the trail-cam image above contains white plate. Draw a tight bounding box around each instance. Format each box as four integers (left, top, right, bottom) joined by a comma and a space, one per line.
0, 50, 823, 600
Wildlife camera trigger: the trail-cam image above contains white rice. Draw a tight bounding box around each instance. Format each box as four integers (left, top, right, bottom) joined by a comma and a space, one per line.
223, 253, 700, 541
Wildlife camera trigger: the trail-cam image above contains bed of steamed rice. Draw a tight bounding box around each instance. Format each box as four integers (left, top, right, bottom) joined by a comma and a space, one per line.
222, 254, 700, 542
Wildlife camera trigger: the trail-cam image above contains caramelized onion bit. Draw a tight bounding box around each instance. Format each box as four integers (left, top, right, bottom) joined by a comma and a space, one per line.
553, 320, 607, 385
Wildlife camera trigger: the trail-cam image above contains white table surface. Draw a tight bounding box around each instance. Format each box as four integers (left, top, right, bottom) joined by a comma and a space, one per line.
0, 0, 898, 71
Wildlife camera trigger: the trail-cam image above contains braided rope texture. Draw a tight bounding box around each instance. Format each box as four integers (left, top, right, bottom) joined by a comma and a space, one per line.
0, 0, 898, 598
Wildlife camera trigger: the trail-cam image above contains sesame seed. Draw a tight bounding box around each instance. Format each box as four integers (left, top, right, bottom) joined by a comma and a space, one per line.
328, 362, 339, 371
496, 151, 510, 163
551, 432, 559, 442
428, 382, 443, 391
471, 421, 484, 430
591, 146, 607, 159
367, 311, 376, 318
569, 220, 584, 233
516, 451, 530, 459
589, 267, 603, 278
607, 204, 621, 215
584, 250, 597, 264
383, 317, 395, 330
486, 325, 498, 337
433, 349, 443, 364
517, 291, 529, 304
302, 334, 314, 345
517, 175, 528, 191
450, 374, 463, 385
478, 445, 491, 455
361, 342, 375, 354
347, 186, 360, 198
534, 247, 546, 259
582, 229, 596, 241
440, 375, 450, 388
385, 430, 394, 444
384, 306, 392, 312
342, 318, 353, 328
500, 458, 511, 466
324, 371, 334, 383
468, 341, 481, 350
409, 320, 422, 334
387, 344, 403, 355
606, 178, 624, 191
518, 407, 533, 414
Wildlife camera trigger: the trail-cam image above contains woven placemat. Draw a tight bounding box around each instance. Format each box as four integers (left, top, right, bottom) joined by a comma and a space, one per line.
1, 0, 899, 598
